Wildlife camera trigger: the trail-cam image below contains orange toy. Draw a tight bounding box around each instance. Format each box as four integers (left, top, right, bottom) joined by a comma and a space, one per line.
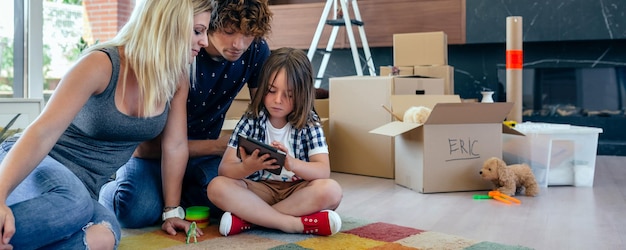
488, 191, 521, 205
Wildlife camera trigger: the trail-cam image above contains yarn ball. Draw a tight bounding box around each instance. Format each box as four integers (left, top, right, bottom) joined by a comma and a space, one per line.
402, 106, 432, 124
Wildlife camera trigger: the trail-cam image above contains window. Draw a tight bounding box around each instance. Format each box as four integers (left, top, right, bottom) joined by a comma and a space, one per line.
1, 0, 134, 103
43, 0, 86, 98
0, 1, 15, 98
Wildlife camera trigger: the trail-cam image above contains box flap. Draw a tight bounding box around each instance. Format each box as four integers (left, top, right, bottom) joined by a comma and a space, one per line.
389, 95, 461, 118
369, 121, 422, 137
426, 102, 514, 125
503, 123, 525, 136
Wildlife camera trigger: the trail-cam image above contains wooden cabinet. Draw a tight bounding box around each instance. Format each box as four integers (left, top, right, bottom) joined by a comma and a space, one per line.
266, 0, 466, 49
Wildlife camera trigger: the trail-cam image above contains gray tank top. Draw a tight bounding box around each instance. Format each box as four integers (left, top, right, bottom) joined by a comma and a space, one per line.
49, 47, 169, 199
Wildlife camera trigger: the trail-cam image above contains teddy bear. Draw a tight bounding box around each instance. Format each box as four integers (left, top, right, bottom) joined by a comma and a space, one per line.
479, 157, 539, 197
402, 106, 432, 124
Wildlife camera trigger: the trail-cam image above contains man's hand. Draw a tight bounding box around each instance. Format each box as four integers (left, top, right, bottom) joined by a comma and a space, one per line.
214, 135, 230, 156
161, 218, 204, 237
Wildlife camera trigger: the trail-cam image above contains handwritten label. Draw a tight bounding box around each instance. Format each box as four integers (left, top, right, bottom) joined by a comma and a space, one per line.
446, 137, 480, 161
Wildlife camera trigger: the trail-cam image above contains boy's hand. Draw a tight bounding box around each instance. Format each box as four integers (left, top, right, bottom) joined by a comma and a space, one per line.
270, 142, 294, 172
238, 147, 277, 171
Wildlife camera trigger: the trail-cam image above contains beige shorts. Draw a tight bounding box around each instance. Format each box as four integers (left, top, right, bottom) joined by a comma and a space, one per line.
242, 179, 310, 205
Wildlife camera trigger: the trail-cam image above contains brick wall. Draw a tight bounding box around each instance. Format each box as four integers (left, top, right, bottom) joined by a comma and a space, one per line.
83, 0, 134, 44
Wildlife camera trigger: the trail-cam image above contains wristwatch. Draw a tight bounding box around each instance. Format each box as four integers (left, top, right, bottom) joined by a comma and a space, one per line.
162, 206, 185, 221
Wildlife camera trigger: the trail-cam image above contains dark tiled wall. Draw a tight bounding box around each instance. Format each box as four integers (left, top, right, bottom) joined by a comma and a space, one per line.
466, 0, 626, 43
314, 39, 626, 101
313, 40, 626, 156
313, 0, 626, 155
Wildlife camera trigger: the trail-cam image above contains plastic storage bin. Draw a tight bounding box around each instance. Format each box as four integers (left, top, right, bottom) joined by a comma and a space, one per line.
502, 122, 603, 187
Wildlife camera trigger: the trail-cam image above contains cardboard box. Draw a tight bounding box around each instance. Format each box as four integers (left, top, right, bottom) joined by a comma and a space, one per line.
413, 65, 455, 95
329, 75, 451, 178
314, 99, 330, 146
394, 75, 444, 95
380, 66, 414, 76
225, 86, 252, 120
314, 99, 329, 118
502, 122, 603, 187
370, 97, 516, 193
393, 31, 448, 67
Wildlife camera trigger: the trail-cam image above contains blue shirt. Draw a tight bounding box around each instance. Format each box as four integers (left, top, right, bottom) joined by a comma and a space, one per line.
187, 39, 270, 140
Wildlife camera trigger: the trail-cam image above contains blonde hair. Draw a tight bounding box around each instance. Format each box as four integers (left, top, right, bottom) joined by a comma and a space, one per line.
86, 0, 198, 117
193, 0, 213, 16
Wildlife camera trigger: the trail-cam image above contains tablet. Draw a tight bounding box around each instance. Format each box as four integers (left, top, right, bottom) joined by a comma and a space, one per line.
236, 133, 286, 175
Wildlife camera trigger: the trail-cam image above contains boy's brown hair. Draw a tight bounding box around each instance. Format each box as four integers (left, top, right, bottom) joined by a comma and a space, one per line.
210, 0, 273, 38
247, 47, 320, 129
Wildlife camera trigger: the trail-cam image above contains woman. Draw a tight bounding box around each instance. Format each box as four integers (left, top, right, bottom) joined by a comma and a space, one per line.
0, 0, 211, 248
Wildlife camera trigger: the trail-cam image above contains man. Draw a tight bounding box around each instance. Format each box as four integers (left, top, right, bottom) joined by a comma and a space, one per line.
99, 0, 273, 228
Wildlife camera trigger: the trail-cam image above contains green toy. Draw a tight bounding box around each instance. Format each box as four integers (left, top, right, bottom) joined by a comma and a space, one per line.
186, 222, 198, 244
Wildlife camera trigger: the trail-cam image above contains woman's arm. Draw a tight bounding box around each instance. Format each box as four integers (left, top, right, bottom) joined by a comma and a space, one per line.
0, 51, 110, 200
160, 77, 190, 210
0, 51, 110, 243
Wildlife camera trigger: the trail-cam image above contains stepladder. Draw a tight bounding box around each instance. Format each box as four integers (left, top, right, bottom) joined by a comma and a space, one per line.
307, 0, 376, 88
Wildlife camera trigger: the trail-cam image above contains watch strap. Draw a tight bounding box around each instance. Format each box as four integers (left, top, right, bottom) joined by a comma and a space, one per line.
162, 206, 185, 221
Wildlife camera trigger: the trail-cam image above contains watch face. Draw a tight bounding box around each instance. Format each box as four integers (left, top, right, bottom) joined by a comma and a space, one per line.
176, 207, 185, 218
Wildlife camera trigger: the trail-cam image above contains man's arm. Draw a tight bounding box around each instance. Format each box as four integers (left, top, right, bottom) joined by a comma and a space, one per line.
135, 87, 258, 159
187, 86, 258, 157
134, 135, 230, 159
188, 135, 230, 157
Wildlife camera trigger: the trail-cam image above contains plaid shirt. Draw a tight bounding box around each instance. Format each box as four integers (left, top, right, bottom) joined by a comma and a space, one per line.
229, 110, 328, 181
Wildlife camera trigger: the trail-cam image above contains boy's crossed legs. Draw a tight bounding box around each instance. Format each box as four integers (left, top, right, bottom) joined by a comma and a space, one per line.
207, 177, 343, 236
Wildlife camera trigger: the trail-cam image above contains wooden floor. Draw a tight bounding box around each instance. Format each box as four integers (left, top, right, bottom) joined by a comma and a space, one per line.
331, 155, 626, 250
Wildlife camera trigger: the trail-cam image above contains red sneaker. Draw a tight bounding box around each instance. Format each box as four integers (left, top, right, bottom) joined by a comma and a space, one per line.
219, 212, 253, 236
300, 210, 342, 236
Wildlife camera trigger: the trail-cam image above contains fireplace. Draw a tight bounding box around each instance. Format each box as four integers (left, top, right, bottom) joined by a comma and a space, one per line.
497, 67, 626, 155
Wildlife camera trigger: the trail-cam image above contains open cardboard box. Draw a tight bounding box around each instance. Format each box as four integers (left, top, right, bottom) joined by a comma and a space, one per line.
329, 76, 445, 178
370, 95, 520, 193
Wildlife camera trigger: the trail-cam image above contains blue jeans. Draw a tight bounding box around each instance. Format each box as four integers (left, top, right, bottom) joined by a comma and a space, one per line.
0, 140, 121, 249
98, 155, 222, 228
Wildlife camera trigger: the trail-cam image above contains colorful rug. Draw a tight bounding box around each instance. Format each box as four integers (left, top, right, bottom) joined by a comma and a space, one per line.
120, 215, 532, 250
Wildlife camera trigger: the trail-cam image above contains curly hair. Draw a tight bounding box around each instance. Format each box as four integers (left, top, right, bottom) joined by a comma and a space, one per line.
210, 0, 273, 38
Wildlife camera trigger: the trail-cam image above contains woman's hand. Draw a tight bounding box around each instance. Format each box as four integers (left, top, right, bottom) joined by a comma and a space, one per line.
0, 204, 15, 249
161, 217, 203, 237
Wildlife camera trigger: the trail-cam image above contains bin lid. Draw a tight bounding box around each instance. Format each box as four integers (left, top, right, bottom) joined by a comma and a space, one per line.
513, 122, 603, 134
